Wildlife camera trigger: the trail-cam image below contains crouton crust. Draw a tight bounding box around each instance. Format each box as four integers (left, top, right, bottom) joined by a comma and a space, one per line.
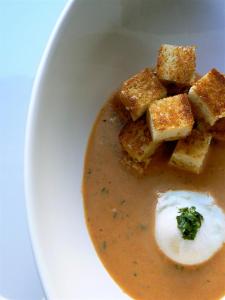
157, 44, 196, 85
119, 118, 160, 162
209, 118, 225, 141
169, 129, 212, 174
190, 69, 225, 121
120, 152, 151, 176
119, 68, 167, 121
149, 94, 194, 132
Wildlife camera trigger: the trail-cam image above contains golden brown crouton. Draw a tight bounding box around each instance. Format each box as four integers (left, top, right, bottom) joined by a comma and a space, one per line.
190, 72, 202, 85
209, 118, 225, 141
119, 68, 167, 121
119, 119, 161, 162
188, 68, 225, 126
195, 118, 210, 133
196, 117, 225, 142
157, 44, 196, 85
111, 92, 131, 122
169, 130, 212, 174
120, 152, 151, 176
164, 73, 201, 97
147, 94, 194, 142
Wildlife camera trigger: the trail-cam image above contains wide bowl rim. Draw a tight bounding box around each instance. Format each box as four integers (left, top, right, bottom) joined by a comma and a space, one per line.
24, 1, 74, 298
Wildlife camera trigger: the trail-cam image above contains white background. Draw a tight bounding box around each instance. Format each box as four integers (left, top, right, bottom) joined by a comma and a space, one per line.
0, 1, 67, 299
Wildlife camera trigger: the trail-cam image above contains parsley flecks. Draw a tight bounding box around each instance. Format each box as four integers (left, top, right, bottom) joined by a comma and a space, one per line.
100, 187, 109, 195
101, 241, 107, 251
176, 206, 204, 240
112, 211, 118, 219
174, 264, 184, 271
87, 168, 92, 175
139, 223, 147, 231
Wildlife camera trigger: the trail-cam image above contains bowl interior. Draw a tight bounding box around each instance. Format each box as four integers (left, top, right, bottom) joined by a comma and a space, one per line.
26, 0, 225, 299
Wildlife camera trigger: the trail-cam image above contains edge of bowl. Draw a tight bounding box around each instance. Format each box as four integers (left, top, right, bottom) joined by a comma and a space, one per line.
24, 1, 75, 299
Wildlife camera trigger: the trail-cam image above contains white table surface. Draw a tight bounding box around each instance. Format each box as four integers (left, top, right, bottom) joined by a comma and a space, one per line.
0, 1, 67, 299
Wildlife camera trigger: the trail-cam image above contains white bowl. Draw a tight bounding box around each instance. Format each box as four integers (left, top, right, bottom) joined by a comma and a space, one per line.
25, 0, 225, 299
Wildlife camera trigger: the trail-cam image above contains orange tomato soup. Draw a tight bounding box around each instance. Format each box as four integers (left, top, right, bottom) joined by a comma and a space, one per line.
83, 95, 225, 300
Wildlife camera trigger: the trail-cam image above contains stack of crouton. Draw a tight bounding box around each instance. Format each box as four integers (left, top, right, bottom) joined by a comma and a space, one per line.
118, 44, 225, 175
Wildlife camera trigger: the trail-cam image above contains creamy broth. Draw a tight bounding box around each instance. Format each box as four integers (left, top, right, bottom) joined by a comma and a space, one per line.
83, 95, 225, 300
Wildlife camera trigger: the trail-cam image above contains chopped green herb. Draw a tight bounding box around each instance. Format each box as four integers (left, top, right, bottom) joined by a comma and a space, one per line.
112, 211, 118, 219
120, 200, 126, 205
87, 168, 92, 175
177, 206, 204, 240
100, 187, 109, 195
139, 223, 147, 231
174, 264, 184, 271
101, 241, 107, 251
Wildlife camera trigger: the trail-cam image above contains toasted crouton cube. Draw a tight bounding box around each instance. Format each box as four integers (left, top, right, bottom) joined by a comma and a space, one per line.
169, 130, 212, 174
147, 94, 194, 142
119, 68, 167, 121
188, 69, 225, 126
157, 44, 196, 85
111, 92, 131, 122
196, 117, 225, 142
164, 73, 201, 97
195, 118, 210, 133
120, 152, 151, 176
190, 72, 202, 85
119, 119, 161, 162
209, 118, 225, 141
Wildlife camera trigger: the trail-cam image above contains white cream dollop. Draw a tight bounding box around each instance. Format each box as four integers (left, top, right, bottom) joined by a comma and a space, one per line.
155, 190, 225, 265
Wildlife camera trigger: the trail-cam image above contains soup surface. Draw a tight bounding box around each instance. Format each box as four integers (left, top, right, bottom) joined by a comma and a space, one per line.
83, 94, 225, 300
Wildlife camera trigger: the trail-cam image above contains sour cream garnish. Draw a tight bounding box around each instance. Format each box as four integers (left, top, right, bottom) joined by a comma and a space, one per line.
155, 191, 225, 265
